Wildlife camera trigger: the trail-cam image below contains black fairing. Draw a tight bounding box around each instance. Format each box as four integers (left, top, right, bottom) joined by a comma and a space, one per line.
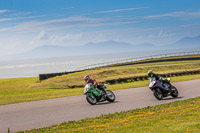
153, 82, 169, 96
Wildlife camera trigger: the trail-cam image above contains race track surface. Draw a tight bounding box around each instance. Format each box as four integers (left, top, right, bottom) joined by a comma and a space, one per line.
0, 79, 200, 132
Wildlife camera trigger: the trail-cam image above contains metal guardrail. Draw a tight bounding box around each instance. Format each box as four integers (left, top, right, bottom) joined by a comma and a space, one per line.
75, 51, 200, 71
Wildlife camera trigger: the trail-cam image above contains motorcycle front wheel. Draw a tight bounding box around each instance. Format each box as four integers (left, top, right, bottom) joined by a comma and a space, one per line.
170, 86, 179, 98
106, 90, 115, 102
153, 88, 163, 100
86, 95, 97, 105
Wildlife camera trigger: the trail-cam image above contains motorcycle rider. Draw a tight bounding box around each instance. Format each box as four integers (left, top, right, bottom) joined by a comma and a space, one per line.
84, 75, 105, 100
84, 75, 98, 86
148, 70, 170, 91
148, 70, 161, 81
84, 75, 105, 90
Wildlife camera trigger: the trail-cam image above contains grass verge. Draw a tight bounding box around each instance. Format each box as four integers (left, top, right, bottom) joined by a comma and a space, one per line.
17, 97, 200, 133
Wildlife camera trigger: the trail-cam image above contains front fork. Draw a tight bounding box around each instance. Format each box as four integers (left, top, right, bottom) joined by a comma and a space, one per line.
101, 88, 106, 94
87, 92, 95, 99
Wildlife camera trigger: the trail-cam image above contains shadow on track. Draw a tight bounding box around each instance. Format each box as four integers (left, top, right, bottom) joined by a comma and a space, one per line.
96, 101, 119, 106
163, 96, 183, 100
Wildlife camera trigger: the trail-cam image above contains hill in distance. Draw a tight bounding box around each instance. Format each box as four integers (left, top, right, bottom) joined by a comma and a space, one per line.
168, 35, 200, 48
2, 40, 155, 60
1, 35, 200, 60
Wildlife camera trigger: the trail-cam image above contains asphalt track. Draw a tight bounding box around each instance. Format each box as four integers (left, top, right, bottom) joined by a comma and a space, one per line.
0, 79, 200, 132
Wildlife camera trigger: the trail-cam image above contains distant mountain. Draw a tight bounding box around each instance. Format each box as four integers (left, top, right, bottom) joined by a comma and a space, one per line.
1, 40, 155, 60
23, 45, 80, 58
2, 45, 81, 60
84, 40, 155, 53
168, 35, 200, 48
1, 35, 200, 60
85, 40, 132, 48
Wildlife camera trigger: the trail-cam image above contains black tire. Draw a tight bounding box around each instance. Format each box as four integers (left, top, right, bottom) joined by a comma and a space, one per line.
86, 95, 97, 105
106, 90, 115, 102
153, 88, 163, 100
170, 86, 179, 98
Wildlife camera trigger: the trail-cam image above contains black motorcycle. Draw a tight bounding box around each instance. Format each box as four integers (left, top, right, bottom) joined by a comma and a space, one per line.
149, 77, 178, 100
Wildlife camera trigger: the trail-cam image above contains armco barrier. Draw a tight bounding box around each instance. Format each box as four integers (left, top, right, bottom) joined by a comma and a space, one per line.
66, 70, 200, 88
39, 70, 83, 81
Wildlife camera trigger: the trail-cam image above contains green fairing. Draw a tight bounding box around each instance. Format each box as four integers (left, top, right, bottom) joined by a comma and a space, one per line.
86, 84, 102, 96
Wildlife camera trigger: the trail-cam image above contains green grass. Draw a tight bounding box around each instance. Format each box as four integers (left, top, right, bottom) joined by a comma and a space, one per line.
17, 97, 200, 133
0, 55, 200, 105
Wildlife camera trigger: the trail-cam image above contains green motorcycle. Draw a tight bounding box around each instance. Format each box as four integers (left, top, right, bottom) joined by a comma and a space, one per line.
84, 83, 115, 105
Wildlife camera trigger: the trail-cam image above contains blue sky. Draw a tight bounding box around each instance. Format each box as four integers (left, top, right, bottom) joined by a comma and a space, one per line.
0, 0, 200, 56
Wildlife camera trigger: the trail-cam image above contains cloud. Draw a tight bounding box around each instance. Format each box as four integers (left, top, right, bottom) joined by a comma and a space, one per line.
146, 11, 200, 19
158, 29, 175, 38
0, 15, 49, 23
11, 11, 32, 16
0, 18, 17, 22
36, 31, 49, 40
0, 10, 9, 14
96, 7, 148, 13
40, 16, 102, 25
79, 21, 139, 28
0, 17, 96, 33
0, 16, 138, 33
50, 33, 83, 43
61, 7, 75, 10
29, 31, 85, 47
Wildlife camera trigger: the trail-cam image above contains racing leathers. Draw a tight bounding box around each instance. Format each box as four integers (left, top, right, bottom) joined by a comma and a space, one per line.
86, 79, 105, 93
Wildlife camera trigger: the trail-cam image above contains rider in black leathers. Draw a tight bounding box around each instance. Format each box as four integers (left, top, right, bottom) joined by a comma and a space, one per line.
148, 70, 170, 91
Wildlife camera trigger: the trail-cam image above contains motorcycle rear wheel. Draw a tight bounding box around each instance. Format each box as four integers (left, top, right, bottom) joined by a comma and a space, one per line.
153, 88, 163, 100
86, 95, 97, 105
106, 90, 115, 102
